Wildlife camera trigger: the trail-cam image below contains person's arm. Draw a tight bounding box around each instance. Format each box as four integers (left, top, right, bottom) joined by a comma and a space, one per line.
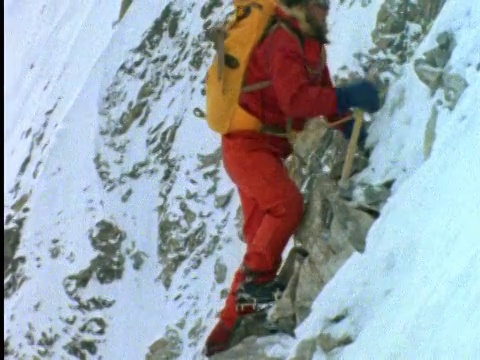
267, 28, 339, 121
266, 27, 380, 128
322, 63, 353, 129
322, 61, 334, 88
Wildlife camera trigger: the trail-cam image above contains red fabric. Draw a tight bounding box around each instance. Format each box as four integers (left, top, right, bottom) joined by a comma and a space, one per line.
204, 320, 233, 356
238, 9, 338, 137
218, 132, 304, 328
216, 6, 337, 331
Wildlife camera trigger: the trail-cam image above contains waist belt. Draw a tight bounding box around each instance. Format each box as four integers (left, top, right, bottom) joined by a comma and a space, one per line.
259, 118, 295, 139
260, 124, 289, 137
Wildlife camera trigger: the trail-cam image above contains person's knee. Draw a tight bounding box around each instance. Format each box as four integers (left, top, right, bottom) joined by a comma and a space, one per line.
268, 187, 303, 227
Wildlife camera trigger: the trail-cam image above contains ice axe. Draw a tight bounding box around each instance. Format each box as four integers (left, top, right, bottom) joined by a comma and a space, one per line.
338, 108, 364, 192
336, 67, 380, 193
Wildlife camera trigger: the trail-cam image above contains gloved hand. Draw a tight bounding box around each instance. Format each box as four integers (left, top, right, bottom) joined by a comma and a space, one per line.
335, 80, 380, 114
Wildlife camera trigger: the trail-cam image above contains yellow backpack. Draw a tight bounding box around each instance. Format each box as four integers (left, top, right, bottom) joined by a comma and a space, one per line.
205, 0, 277, 134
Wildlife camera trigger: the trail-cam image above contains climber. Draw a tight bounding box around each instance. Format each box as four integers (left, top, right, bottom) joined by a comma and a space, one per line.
204, 0, 380, 356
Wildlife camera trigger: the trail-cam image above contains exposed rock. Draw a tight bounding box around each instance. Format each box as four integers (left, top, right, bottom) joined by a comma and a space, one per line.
4, 337, 14, 357
187, 318, 205, 341
424, 105, 439, 159
193, 107, 206, 118
214, 258, 228, 284
114, 100, 150, 135
328, 196, 375, 253
360, 181, 392, 208
290, 338, 317, 360
277, 246, 309, 287
4, 222, 22, 276
200, 0, 223, 20
288, 174, 374, 322
292, 119, 347, 182
443, 72, 468, 110
80, 318, 107, 335
215, 190, 234, 209
10, 193, 30, 212
129, 249, 148, 270
428, 35, 455, 67
62, 220, 127, 321
266, 121, 376, 337
358, 0, 448, 97
89, 220, 126, 253
211, 333, 293, 360
316, 309, 355, 353
198, 149, 222, 170
229, 311, 282, 349
416, 0, 448, 25
350, 181, 393, 213
414, 32, 456, 92
413, 62, 444, 92
4, 217, 27, 299
63, 337, 98, 359
268, 247, 309, 335
146, 327, 183, 360
157, 216, 207, 288
317, 332, 354, 353
86, 220, 127, 285
121, 188, 133, 202
118, 0, 134, 22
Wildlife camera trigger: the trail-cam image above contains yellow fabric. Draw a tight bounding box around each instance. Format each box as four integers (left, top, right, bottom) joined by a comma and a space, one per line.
205, 0, 277, 134
228, 105, 263, 132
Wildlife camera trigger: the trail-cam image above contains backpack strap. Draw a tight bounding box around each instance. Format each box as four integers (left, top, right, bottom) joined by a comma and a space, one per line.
241, 16, 305, 93
261, 16, 305, 50
210, 2, 266, 82
237, 16, 307, 139
242, 80, 272, 93
212, 28, 226, 81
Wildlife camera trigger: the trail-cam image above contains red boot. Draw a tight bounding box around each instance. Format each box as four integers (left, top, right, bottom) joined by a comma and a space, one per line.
203, 320, 233, 357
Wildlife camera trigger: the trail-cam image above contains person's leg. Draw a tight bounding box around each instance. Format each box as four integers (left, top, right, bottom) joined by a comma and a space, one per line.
226, 150, 304, 276
205, 141, 304, 356
224, 147, 304, 308
239, 188, 264, 245
216, 188, 264, 328
205, 189, 262, 356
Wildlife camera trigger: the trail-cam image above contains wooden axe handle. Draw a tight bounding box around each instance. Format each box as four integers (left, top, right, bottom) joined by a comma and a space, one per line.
339, 109, 364, 188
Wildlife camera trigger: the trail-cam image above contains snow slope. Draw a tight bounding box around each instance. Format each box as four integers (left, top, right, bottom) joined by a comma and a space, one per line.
4, 0, 480, 359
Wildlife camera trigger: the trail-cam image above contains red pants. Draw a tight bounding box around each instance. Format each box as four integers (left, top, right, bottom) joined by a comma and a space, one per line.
219, 133, 304, 328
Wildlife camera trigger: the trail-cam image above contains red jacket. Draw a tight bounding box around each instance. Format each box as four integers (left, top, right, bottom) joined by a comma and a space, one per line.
227, 7, 339, 156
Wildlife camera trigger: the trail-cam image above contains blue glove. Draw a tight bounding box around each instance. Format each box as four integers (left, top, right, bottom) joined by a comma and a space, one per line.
341, 120, 368, 148
335, 80, 380, 114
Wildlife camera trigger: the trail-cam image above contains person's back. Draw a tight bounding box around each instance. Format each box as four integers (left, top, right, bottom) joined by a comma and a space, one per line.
239, 4, 336, 133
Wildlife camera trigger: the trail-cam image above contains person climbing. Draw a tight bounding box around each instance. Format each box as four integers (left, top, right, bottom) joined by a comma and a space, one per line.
203, 0, 380, 356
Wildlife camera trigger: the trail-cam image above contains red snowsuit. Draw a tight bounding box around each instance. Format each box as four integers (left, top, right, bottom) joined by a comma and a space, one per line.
219, 7, 340, 329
